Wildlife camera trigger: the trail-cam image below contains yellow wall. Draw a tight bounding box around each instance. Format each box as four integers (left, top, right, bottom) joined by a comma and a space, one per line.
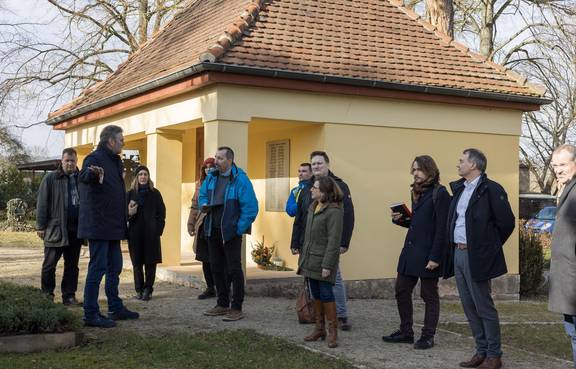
247, 119, 325, 268
323, 123, 520, 280
181, 128, 198, 253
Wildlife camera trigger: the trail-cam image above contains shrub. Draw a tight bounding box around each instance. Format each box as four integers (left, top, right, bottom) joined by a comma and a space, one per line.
519, 227, 545, 296
0, 282, 80, 336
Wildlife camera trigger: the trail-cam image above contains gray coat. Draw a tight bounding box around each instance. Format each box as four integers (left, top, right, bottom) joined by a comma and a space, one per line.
36, 166, 79, 247
549, 178, 576, 316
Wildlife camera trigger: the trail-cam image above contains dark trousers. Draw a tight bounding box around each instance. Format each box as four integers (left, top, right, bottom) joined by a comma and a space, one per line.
83, 240, 124, 319
41, 231, 82, 299
395, 273, 440, 337
208, 230, 244, 311
309, 278, 335, 302
202, 261, 215, 289
133, 263, 157, 293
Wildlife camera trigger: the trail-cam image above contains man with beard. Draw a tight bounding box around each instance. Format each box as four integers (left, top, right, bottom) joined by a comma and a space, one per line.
382, 155, 451, 349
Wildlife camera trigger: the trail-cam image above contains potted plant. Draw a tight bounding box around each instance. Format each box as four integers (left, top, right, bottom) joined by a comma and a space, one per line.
251, 236, 276, 269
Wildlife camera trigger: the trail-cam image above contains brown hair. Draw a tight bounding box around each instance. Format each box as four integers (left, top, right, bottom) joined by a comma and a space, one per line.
130, 168, 155, 192
200, 161, 215, 183
411, 155, 440, 184
61, 147, 77, 157
315, 176, 343, 204
309, 150, 330, 163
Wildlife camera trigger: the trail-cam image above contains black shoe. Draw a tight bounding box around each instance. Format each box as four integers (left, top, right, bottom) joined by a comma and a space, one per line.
84, 314, 116, 328
108, 307, 140, 321
142, 288, 152, 301
198, 288, 216, 300
382, 330, 414, 343
134, 291, 143, 300
338, 317, 351, 331
62, 296, 82, 306
414, 335, 435, 349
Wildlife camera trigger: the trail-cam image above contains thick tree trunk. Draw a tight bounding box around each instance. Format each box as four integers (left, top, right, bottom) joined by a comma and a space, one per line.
479, 0, 495, 58
139, 0, 149, 44
425, 0, 454, 37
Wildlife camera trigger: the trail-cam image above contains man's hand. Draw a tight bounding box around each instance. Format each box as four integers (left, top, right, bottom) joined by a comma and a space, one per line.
128, 200, 138, 216
391, 211, 403, 222
188, 226, 195, 237
322, 268, 331, 278
425, 260, 439, 270
89, 165, 105, 184
36, 230, 45, 240
291, 248, 300, 255
340, 247, 348, 254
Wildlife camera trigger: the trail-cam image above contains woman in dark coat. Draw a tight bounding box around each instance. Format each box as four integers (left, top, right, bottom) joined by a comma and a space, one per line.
187, 158, 216, 299
382, 156, 451, 349
127, 165, 166, 301
297, 176, 343, 349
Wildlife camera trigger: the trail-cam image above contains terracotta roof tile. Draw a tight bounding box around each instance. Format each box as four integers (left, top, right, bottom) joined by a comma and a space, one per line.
50, 0, 544, 120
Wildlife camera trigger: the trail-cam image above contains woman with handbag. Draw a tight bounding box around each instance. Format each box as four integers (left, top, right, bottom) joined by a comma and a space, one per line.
127, 165, 166, 301
187, 157, 217, 299
297, 176, 343, 348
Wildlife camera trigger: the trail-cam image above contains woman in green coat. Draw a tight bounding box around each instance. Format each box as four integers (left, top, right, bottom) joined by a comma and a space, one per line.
297, 176, 343, 348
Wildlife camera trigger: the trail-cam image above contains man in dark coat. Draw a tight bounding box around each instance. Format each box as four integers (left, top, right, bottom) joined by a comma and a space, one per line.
382, 155, 451, 350
444, 149, 515, 369
549, 144, 576, 366
291, 150, 355, 330
79, 125, 139, 328
36, 148, 83, 306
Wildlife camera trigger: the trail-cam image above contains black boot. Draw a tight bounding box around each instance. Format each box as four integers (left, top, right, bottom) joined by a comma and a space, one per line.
142, 288, 152, 301
382, 329, 414, 343
198, 287, 216, 300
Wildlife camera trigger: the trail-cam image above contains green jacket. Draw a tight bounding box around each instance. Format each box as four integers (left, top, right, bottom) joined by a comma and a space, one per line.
297, 202, 343, 284
36, 166, 79, 247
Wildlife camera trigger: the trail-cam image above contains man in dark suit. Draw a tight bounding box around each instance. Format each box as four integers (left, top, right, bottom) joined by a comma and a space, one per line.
79, 125, 139, 328
444, 148, 515, 369
549, 144, 576, 367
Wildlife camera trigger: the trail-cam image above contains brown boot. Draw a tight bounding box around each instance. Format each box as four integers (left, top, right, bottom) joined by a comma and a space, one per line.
477, 357, 502, 369
459, 353, 486, 368
324, 301, 338, 348
304, 300, 325, 341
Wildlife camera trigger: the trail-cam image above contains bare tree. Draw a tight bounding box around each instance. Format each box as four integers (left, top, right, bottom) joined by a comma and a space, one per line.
0, 0, 187, 127
425, 0, 455, 36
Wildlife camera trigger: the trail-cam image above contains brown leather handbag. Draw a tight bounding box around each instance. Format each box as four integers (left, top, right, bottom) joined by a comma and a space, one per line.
296, 279, 315, 324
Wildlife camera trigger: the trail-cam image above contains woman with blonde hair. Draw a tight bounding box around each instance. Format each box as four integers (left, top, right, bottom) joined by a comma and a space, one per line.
127, 165, 166, 301
298, 176, 343, 348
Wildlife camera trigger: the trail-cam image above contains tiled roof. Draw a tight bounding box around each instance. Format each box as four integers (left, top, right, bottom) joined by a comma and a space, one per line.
49, 0, 545, 120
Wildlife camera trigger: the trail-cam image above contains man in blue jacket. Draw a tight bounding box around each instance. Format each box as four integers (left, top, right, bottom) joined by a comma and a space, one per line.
285, 163, 312, 217
200, 146, 258, 322
79, 125, 139, 328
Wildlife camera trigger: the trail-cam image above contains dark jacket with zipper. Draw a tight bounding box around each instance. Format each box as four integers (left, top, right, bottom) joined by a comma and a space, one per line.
36, 165, 81, 247
77, 144, 127, 241
291, 171, 355, 250
443, 174, 515, 281
297, 202, 344, 284
395, 185, 451, 278
127, 188, 166, 265
198, 164, 258, 242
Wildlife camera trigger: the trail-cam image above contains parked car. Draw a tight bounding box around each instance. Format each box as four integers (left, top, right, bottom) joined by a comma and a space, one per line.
525, 206, 556, 234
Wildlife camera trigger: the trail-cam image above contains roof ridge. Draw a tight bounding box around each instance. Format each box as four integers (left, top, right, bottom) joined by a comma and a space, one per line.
386, 0, 546, 96
199, 0, 267, 63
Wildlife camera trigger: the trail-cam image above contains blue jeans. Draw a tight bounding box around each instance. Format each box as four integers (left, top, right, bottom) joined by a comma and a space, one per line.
333, 266, 348, 318
309, 278, 335, 302
83, 240, 124, 319
564, 317, 576, 369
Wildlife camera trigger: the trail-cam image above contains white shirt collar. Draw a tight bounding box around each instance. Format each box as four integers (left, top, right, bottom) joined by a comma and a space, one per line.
464, 175, 481, 188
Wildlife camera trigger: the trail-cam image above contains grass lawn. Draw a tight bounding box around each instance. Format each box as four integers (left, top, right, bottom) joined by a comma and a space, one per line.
0, 329, 355, 369
0, 231, 42, 248
440, 301, 572, 361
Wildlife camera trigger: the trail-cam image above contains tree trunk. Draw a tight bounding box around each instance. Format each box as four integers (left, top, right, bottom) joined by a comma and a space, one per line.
139, 0, 149, 44
479, 0, 495, 58
425, 0, 454, 37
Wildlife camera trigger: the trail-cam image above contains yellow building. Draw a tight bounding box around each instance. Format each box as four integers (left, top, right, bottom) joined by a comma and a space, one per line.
46, 0, 548, 298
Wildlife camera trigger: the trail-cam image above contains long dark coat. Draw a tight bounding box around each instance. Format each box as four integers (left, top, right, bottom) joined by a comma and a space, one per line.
396, 185, 451, 278
297, 202, 343, 284
78, 144, 127, 240
443, 174, 515, 282
187, 180, 209, 262
127, 188, 166, 265
549, 177, 576, 316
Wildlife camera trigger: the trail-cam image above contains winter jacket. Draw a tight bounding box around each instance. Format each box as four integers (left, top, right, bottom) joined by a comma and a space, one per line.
297, 202, 343, 284
395, 185, 451, 278
77, 144, 127, 240
285, 179, 312, 217
443, 174, 515, 281
36, 165, 81, 247
199, 164, 258, 242
127, 187, 166, 265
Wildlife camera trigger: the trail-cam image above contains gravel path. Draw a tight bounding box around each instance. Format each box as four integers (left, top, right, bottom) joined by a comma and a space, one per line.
1, 246, 572, 369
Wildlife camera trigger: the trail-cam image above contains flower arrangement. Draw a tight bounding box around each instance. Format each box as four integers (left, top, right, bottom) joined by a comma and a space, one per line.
251, 236, 276, 267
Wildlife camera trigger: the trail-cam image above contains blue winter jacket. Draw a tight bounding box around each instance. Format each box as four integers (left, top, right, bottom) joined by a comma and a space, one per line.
199, 164, 259, 242
285, 180, 312, 217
